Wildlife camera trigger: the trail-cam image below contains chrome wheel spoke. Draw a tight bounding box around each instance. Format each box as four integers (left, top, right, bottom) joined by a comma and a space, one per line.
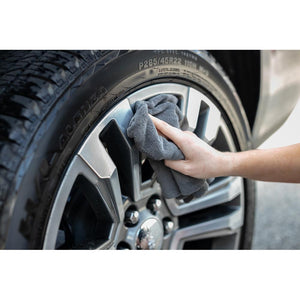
170, 205, 244, 249
166, 177, 243, 216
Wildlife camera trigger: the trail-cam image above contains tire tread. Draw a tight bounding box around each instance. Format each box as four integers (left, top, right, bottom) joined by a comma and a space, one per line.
0, 50, 117, 224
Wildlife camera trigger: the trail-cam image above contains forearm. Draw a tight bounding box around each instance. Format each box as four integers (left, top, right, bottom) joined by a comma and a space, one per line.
223, 144, 300, 183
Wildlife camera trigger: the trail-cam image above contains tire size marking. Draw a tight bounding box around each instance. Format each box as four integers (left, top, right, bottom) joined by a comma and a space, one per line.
138, 57, 209, 76
139, 57, 182, 70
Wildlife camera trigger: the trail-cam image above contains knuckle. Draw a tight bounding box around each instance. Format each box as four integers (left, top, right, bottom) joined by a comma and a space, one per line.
176, 134, 185, 143
182, 131, 195, 142
183, 163, 192, 175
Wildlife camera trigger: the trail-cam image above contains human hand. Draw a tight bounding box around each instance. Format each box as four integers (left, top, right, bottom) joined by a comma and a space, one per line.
149, 115, 231, 179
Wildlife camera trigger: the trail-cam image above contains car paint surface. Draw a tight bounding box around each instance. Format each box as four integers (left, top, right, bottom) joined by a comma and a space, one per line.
252, 50, 300, 147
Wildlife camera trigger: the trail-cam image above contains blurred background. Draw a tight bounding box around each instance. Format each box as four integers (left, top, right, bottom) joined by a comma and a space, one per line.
252, 99, 300, 249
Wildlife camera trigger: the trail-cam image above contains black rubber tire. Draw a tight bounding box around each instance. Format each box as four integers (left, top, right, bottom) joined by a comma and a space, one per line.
0, 50, 255, 249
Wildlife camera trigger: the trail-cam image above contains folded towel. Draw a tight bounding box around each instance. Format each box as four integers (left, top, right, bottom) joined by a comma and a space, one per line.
127, 94, 210, 202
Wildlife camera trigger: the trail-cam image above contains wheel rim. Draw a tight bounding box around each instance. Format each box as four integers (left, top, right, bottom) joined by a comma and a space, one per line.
43, 83, 245, 250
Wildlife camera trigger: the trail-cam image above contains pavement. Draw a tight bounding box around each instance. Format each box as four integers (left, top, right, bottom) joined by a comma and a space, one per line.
252, 100, 300, 249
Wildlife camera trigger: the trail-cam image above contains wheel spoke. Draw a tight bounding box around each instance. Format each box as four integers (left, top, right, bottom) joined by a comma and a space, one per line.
98, 99, 141, 201
78, 127, 124, 222
183, 88, 221, 144
43, 156, 83, 249
95, 240, 115, 250
165, 177, 243, 216
185, 87, 202, 131
201, 97, 221, 144
170, 205, 244, 249
44, 145, 124, 249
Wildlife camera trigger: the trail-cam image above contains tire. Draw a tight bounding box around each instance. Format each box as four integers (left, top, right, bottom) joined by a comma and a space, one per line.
0, 50, 255, 249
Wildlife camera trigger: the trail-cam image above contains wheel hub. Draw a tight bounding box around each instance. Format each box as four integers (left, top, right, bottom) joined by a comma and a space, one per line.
136, 217, 164, 250
123, 199, 171, 250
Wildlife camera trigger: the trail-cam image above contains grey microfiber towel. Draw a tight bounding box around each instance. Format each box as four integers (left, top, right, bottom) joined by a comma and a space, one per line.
127, 93, 210, 202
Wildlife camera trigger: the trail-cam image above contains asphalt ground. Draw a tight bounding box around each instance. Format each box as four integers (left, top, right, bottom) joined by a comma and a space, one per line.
252, 100, 300, 249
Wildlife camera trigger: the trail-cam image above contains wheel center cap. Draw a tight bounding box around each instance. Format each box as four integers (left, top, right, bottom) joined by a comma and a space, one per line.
136, 218, 163, 250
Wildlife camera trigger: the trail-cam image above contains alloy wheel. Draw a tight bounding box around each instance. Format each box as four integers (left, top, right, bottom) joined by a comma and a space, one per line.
43, 83, 244, 250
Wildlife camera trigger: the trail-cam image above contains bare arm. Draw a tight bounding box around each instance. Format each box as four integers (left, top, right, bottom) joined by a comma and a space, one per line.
150, 115, 300, 183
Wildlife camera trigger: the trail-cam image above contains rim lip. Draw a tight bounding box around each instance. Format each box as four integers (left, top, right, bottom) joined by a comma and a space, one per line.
43, 82, 245, 250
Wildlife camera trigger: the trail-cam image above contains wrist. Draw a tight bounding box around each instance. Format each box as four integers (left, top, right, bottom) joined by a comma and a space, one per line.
219, 151, 236, 177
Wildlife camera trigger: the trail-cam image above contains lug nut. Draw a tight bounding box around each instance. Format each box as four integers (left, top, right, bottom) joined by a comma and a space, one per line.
163, 219, 174, 235
125, 208, 139, 226
147, 198, 162, 214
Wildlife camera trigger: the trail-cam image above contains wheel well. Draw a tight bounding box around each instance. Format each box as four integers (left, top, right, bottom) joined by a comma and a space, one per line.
209, 50, 261, 129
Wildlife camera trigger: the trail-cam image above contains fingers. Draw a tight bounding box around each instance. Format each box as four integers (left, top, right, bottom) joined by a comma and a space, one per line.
149, 115, 184, 147
165, 159, 191, 176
